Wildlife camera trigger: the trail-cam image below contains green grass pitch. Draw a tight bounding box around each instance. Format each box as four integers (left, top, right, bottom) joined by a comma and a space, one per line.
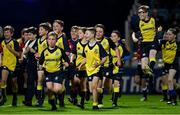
0, 95, 180, 114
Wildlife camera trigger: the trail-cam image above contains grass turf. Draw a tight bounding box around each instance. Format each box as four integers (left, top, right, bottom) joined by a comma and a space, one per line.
0, 94, 180, 114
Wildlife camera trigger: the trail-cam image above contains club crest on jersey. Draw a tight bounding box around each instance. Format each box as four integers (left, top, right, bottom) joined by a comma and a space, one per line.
43, 44, 47, 48
45, 53, 48, 56
102, 42, 106, 46
94, 49, 98, 54
56, 52, 59, 56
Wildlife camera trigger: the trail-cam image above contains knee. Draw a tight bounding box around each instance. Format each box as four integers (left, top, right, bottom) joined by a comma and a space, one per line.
54, 87, 62, 94
92, 84, 97, 91
114, 81, 119, 87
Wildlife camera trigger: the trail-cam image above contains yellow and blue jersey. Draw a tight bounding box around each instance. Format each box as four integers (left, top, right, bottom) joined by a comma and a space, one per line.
74, 40, 87, 71
161, 40, 177, 64
110, 44, 123, 74
84, 42, 107, 76
55, 33, 70, 52
39, 46, 69, 73
98, 37, 116, 67
139, 17, 156, 42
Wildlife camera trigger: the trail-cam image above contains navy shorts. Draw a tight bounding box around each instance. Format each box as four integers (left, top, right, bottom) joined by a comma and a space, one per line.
45, 71, 64, 84
140, 41, 158, 58
76, 70, 87, 78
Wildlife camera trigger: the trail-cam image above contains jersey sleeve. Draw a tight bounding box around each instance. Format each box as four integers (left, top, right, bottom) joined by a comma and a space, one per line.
108, 38, 116, 50
99, 44, 107, 58
62, 34, 70, 53
60, 48, 70, 63
14, 40, 22, 52
39, 50, 45, 65
71, 42, 77, 55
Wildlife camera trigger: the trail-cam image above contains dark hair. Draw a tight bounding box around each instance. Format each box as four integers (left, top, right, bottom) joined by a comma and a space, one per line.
112, 30, 121, 37
86, 27, 96, 34
95, 24, 105, 32
27, 27, 37, 35
39, 22, 52, 32
48, 31, 58, 39
53, 19, 64, 27
168, 27, 179, 35
3, 25, 14, 33
138, 5, 150, 13
21, 28, 29, 35
79, 27, 86, 34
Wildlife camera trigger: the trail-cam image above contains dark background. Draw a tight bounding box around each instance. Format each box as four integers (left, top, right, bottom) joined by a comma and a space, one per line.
0, 0, 134, 38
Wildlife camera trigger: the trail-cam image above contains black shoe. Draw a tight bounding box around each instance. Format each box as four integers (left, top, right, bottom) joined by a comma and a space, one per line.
59, 101, 65, 108
86, 93, 90, 101
0, 96, 7, 106
22, 100, 32, 106
160, 98, 168, 102
12, 97, 17, 106
172, 102, 177, 106
68, 97, 73, 104
73, 98, 78, 105
51, 105, 57, 111
92, 106, 99, 110
112, 103, 118, 107
35, 100, 43, 107
77, 104, 84, 109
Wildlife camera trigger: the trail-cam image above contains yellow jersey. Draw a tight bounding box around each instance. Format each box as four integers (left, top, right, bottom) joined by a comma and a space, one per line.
84, 42, 107, 76
55, 33, 70, 52
1, 39, 20, 71
161, 40, 177, 64
110, 44, 123, 74
139, 17, 156, 42
37, 37, 48, 55
39, 46, 69, 73
98, 37, 116, 67
75, 40, 87, 70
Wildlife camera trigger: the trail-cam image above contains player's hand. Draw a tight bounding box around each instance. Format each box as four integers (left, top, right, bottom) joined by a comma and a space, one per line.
116, 59, 121, 67
34, 53, 40, 60
19, 58, 24, 63
77, 65, 82, 71
63, 62, 69, 68
93, 61, 99, 68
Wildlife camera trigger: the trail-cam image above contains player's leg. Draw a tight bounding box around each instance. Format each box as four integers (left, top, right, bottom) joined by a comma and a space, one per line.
46, 81, 57, 110
36, 70, 45, 107
92, 75, 99, 109
167, 69, 177, 105
0, 68, 9, 106
11, 75, 18, 106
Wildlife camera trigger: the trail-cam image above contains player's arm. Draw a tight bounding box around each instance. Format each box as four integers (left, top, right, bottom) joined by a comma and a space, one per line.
61, 48, 70, 68
70, 43, 77, 63
62, 34, 71, 56
38, 50, 45, 71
